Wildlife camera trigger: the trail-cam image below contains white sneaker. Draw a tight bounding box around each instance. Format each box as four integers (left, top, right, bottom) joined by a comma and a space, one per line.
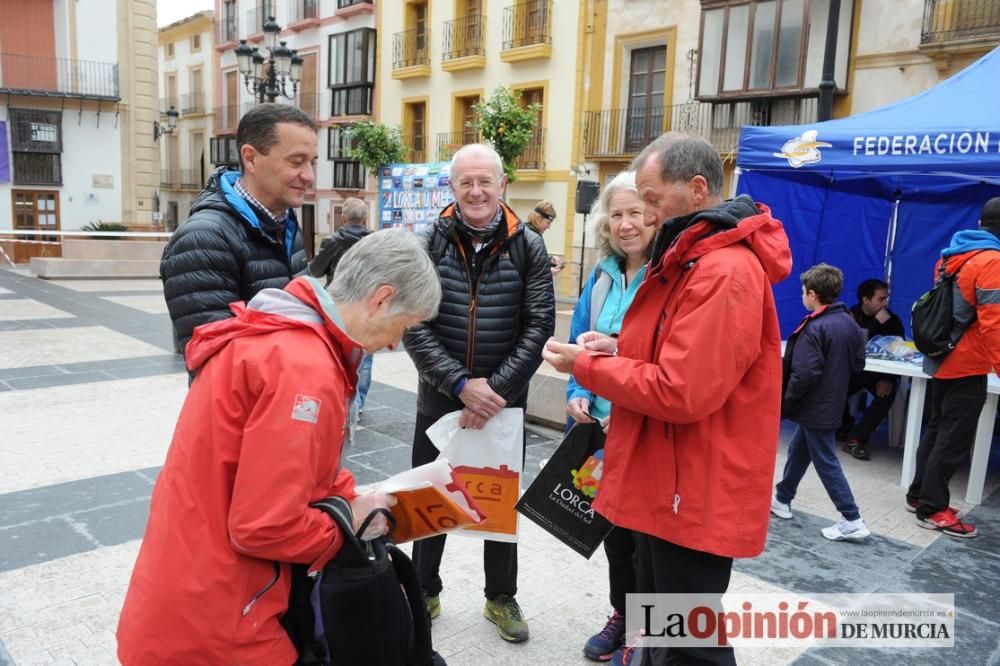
821, 518, 871, 542
770, 497, 792, 520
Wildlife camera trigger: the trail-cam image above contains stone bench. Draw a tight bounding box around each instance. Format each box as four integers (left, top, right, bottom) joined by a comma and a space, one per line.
30, 239, 166, 279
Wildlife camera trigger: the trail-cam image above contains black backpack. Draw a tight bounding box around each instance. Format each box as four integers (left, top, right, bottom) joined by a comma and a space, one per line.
284, 502, 442, 666
911, 251, 983, 359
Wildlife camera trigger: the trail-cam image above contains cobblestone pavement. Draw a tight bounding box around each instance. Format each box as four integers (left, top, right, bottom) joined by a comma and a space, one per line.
1, 268, 999, 665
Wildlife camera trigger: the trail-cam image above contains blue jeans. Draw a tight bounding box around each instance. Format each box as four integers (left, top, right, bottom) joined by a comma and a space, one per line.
349, 354, 373, 424
775, 425, 861, 521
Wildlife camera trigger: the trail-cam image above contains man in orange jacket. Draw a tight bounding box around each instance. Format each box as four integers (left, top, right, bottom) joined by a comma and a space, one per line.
117, 231, 441, 664
907, 197, 1000, 539
544, 134, 791, 665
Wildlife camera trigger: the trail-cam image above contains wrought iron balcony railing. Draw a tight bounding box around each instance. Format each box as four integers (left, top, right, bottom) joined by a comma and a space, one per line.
393, 28, 430, 69
401, 134, 427, 163
290, 0, 318, 23
921, 0, 1000, 43
246, 4, 276, 35
217, 11, 238, 43
582, 97, 818, 158
443, 14, 486, 60
502, 0, 552, 50
181, 92, 204, 114
515, 128, 545, 170
330, 83, 373, 116
214, 104, 240, 131
0, 53, 119, 100
437, 130, 482, 162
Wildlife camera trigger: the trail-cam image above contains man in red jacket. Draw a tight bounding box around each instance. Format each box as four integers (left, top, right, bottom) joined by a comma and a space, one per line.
117, 231, 441, 664
544, 133, 791, 665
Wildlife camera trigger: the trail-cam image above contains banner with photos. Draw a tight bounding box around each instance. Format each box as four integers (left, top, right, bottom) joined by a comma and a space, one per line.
377, 161, 455, 232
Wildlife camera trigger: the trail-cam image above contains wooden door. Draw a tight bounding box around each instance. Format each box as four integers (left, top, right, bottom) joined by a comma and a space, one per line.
11, 190, 60, 262
625, 45, 666, 152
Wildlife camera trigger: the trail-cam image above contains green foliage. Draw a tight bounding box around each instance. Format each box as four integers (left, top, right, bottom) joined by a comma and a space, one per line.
346, 121, 407, 174
470, 86, 541, 182
80, 221, 128, 240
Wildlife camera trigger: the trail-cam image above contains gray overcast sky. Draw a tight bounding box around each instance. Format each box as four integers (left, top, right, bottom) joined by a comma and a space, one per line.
158, 0, 215, 27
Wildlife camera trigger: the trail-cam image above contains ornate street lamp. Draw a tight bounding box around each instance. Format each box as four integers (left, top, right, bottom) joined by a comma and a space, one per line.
153, 106, 179, 141
234, 17, 301, 103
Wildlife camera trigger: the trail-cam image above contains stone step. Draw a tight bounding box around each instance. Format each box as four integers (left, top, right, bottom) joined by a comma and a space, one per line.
30, 258, 160, 279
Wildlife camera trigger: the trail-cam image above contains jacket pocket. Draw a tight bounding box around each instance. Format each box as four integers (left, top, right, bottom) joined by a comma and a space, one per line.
236, 561, 282, 641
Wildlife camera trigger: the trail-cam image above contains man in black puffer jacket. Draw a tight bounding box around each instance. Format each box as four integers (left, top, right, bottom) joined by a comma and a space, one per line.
160, 104, 314, 358
402, 144, 555, 644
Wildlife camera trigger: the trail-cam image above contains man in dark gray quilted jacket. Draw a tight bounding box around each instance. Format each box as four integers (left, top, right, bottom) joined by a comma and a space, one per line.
159, 103, 315, 358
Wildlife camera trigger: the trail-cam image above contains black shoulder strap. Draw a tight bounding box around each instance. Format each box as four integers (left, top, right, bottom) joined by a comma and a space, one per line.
508, 229, 529, 282
387, 543, 435, 666
428, 226, 450, 265
940, 250, 988, 282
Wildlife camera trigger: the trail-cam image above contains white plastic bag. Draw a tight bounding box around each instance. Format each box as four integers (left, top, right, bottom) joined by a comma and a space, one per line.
426, 408, 524, 542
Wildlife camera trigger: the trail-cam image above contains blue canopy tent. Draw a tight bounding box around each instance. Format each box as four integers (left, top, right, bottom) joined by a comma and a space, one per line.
736, 46, 1000, 337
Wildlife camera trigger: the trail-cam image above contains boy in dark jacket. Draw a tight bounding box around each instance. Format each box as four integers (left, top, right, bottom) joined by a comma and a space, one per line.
772, 264, 870, 541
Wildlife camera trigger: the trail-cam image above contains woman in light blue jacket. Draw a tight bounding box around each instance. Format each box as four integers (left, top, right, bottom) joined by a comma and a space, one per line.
567, 171, 655, 662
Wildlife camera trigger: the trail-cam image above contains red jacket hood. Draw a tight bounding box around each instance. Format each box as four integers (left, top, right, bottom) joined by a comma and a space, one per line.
666, 202, 792, 286
185, 276, 364, 378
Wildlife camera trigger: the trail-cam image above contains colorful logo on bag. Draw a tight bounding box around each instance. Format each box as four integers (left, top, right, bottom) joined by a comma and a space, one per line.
291, 394, 321, 424
773, 129, 832, 168
571, 449, 604, 499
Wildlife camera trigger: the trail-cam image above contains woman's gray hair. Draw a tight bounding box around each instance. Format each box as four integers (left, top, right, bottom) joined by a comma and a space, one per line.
328, 229, 441, 321
589, 171, 639, 260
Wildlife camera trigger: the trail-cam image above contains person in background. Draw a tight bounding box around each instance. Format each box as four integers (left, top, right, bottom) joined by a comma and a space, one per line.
906, 197, 1000, 539
565, 171, 654, 662
772, 263, 870, 542
117, 231, 440, 663
310, 197, 374, 422
525, 200, 564, 275
838, 278, 906, 460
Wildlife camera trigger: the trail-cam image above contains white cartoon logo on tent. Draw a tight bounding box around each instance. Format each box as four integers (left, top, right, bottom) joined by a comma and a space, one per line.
773, 130, 832, 168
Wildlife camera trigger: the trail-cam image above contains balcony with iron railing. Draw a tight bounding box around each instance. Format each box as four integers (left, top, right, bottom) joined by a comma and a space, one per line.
181, 169, 206, 190
160, 169, 182, 189
0, 54, 119, 100
330, 83, 373, 116
402, 135, 427, 163
393, 29, 431, 75
437, 129, 482, 162
515, 128, 546, 171
288, 0, 319, 27
921, 0, 1000, 45
216, 11, 238, 45
181, 92, 205, 114
502, 0, 553, 61
214, 105, 241, 132
246, 5, 276, 37
442, 15, 486, 68
582, 97, 818, 158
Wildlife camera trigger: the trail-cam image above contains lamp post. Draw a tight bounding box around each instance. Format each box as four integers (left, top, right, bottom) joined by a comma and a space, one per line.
153, 106, 179, 141
234, 17, 302, 104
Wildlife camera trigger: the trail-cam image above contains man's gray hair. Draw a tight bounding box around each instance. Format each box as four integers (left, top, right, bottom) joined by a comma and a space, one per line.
631, 132, 724, 197
590, 171, 643, 260
328, 230, 441, 321
451, 143, 504, 181
341, 197, 369, 226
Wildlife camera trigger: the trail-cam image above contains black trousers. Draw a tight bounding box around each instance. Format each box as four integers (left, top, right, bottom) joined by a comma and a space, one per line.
907, 375, 987, 518
632, 532, 736, 666
841, 371, 899, 443
605, 526, 637, 615
410, 409, 525, 600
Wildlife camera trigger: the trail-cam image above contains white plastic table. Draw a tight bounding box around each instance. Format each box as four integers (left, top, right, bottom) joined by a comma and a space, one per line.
863, 357, 1000, 504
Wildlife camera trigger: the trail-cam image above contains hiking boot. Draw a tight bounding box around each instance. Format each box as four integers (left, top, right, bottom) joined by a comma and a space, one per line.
916, 509, 978, 538
425, 595, 441, 621
583, 610, 625, 661
484, 594, 529, 643
770, 496, 792, 520
842, 438, 870, 460
610, 646, 635, 666
906, 498, 962, 517
821, 518, 871, 541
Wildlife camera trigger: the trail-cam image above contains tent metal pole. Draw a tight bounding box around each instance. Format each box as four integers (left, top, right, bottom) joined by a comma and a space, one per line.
885, 199, 900, 287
